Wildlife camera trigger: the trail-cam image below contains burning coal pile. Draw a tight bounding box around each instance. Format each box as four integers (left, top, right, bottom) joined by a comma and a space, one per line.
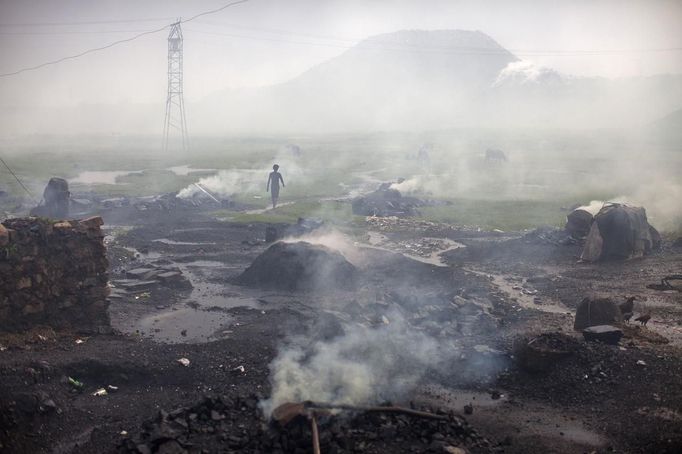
236, 241, 358, 291
120, 395, 493, 454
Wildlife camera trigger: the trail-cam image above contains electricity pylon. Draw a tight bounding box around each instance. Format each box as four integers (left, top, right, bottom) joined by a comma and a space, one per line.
162, 21, 188, 152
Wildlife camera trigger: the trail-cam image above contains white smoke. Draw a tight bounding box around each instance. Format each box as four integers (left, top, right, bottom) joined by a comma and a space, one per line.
261, 313, 452, 416
281, 229, 369, 267
494, 60, 564, 87
177, 150, 306, 199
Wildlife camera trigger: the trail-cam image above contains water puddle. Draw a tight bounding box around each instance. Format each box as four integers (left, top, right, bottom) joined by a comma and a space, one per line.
152, 238, 217, 246
135, 307, 232, 344
71, 170, 144, 185
167, 165, 217, 176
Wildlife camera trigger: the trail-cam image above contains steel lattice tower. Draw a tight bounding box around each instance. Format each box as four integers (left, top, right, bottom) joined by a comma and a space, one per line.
163, 21, 188, 152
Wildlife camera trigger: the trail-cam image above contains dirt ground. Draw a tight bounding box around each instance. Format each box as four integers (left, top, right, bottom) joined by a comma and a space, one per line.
1, 203, 681, 454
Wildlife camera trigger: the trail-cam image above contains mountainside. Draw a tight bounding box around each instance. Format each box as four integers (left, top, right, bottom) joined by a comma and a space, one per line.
193, 29, 682, 133
2, 29, 682, 135
196, 30, 519, 132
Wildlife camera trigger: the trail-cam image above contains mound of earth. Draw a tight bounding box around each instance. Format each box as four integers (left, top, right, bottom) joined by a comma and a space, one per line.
236, 241, 358, 291
352, 184, 421, 217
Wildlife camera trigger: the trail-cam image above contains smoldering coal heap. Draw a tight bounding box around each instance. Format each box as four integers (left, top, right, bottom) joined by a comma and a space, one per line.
236, 241, 358, 291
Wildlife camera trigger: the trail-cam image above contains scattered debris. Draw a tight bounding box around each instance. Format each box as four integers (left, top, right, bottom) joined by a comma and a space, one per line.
68, 377, 84, 389
352, 183, 421, 217
647, 274, 682, 292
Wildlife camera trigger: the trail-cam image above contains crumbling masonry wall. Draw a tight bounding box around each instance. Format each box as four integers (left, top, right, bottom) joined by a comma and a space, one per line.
0, 216, 110, 332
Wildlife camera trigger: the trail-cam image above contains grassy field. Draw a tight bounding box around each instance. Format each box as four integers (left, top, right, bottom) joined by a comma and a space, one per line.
1, 130, 680, 232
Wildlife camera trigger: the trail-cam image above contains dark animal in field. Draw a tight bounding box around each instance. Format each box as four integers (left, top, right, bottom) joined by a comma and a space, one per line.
619, 296, 636, 314
635, 313, 651, 326
622, 312, 633, 323
485, 148, 507, 162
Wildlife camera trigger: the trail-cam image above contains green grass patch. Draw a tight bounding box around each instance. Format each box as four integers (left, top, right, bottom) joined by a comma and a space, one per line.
214, 200, 356, 225
417, 199, 568, 231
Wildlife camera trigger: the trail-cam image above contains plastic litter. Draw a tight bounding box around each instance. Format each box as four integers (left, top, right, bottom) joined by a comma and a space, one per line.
177, 358, 190, 367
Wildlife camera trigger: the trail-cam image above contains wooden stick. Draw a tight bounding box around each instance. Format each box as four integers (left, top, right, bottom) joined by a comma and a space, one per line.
310, 412, 321, 454
306, 402, 448, 421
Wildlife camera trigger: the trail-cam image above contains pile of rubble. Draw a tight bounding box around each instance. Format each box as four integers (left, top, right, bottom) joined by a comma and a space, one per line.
351, 185, 422, 217
0, 216, 109, 333
119, 395, 492, 454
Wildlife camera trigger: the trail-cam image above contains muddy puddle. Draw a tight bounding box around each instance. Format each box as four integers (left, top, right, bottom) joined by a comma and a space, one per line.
135, 307, 233, 344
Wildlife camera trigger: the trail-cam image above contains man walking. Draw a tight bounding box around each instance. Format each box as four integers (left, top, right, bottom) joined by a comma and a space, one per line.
266, 164, 285, 208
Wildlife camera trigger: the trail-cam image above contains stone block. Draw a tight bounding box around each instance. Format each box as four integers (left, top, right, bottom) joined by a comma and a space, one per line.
79, 216, 104, 229
0, 224, 8, 246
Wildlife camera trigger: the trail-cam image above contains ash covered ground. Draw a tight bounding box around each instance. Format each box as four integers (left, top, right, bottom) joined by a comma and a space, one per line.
1, 187, 681, 454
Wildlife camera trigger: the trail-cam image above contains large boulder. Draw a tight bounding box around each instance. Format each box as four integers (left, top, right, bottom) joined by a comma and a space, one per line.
574, 297, 623, 330
580, 203, 660, 261
236, 241, 358, 291
30, 177, 70, 219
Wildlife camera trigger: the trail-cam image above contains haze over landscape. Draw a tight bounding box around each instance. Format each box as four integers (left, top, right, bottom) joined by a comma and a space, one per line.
1, 0, 681, 135
2, 3, 682, 454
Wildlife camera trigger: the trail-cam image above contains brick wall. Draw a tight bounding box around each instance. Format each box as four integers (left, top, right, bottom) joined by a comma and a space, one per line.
0, 216, 110, 333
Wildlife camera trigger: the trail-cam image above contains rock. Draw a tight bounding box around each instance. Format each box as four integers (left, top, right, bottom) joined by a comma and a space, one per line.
0, 224, 8, 247
582, 325, 623, 345
126, 268, 155, 278
463, 404, 473, 415
236, 241, 358, 291
79, 216, 104, 229
574, 297, 623, 330
444, 447, 468, 454
156, 440, 186, 454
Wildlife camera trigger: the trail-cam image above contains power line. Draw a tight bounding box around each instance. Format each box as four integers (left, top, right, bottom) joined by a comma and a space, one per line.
0, 26, 169, 77
182, 0, 250, 23
0, 156, 37, 203
0, 17, 174, 27
0, 29, 154, 36
0, 0, 251, 78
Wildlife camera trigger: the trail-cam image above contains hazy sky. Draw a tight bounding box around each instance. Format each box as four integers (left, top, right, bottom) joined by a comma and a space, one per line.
1, 0, 681, 106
